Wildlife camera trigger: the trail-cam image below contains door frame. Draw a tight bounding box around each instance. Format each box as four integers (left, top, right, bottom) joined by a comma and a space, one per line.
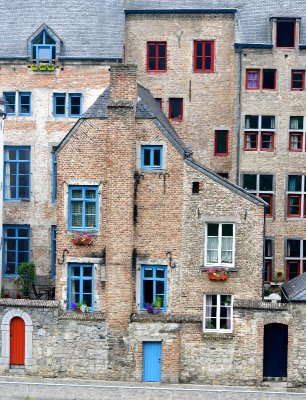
263, 322, 288, 379
10, 317, 25, 365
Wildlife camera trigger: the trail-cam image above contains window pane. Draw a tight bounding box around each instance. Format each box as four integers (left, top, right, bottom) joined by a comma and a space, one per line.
262, 70, 276, 89
83, 267, 92, 277
143, 149, 151, 166
83, 280, 92, 293
260, 175, 273, 191
207, 224, 218, 236
72, 266, 80, 276
288, 175, 301, 191
290, 116, 303, 130
287, 240, 300, 257
245, 115, 258, 129
243, 174, 257, 191
170, 99, 182, 120
83, 293, 92, 308
153, 149, 161, 166
262, 116, 275, 129
156, 269, 165, 278
156, 281, 164, 296
143, 280, 153, 304
222, 224, 233, 237
215, 131, 227, 154
144, 268, 153, 278
148, 44, 156, 58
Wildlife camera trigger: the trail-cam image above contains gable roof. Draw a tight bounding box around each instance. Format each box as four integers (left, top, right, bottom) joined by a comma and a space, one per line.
282, 273, 306, 301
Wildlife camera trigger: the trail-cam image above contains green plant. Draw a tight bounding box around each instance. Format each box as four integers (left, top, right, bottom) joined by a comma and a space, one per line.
18, 262, 36, 297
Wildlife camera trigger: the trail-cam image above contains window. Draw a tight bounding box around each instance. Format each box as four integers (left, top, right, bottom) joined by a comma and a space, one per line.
276, 19, 296, 48
262, 69, 276, 90
147, 42, 167, 72
32, 30, 56, 62
244, 115, 275, 151
141, 145, 163, 170
4, 92, 16, 115
203, 294, 233, 332
19, 93, 31, 116
53, 93, 66, 117
287, 175, 306, 218
291, 70, 305, 91
193, 40, 214, 72
141, 265, 167, 311
264, 239, 273, 283
68, 186, 98, 231
214, 130, 228, 156
51, 225, 56, 280
205, 223, 234, 267
52, 147, 57, 202
4, 146, 30, 201
3, 225, 30, 276
68, 263, 94, 310
289, 116, 305, 151
192, 182, 200, 194
286, 239, 306, 280
243, 174, 274, 217
217, 172, 229, 179
155, 98, 162, 109
169, 98, 183, 121
246, 69, 260, 90
69, 94, 82, 117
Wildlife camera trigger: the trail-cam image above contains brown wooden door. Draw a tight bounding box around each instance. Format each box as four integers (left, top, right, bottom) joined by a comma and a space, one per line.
10, 317, 25, 366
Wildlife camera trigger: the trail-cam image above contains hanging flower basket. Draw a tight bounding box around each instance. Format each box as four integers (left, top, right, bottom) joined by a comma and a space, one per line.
207, 268, 229, 281
71, 233, 93, 246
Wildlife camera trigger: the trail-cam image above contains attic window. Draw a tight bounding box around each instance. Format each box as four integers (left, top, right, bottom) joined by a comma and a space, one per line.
32, 30, 56, 63
276, 19, 296, 48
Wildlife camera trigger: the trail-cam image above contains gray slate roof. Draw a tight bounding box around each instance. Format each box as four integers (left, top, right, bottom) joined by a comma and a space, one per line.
2, 1, 306, 59
282, 273, 306, 301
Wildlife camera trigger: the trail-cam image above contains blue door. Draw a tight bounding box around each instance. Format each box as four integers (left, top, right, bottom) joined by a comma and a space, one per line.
143, 341, 162, 382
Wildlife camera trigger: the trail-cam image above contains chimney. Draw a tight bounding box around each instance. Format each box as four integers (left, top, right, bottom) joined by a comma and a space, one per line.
108, 64, 137, 109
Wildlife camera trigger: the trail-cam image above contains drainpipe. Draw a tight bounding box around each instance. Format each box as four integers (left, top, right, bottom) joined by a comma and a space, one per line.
236, 45, 242, 185
0, 108, 6, 295
262, 205, 266, 301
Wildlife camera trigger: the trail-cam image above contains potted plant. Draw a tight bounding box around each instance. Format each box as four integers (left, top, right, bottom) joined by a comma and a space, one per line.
47, 64, 55, 71
207, 267, 229, 281
31, 64, 39, 71
39, 63, 47, 71
71, 233, 93, 246
70, 302, 89, 313
145, 296, 163, 315
18, 261, 36, 298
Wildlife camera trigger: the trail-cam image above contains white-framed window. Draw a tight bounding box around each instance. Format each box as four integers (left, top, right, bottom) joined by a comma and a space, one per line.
205, 223, 235, 268
203, 294, 233, 332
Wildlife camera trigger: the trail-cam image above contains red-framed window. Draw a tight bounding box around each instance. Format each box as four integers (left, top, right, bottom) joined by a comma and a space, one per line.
147, 42, 167, 72
155, 98, 163, 109
286, 239, 306, 280
288, 194, 301, 217
214, 130, 228, 156
276, 19, 296, 48
286, 261, 300, 280
264, 239, 273, 283
260, 193, 273, 217
262, 69, 276, 90
169, 98, 183, 122
246, 69, 260, 90
287, 175, 306, 218
291, 70, 305, 91
193, 40, 214, 73
243, 174, 274, 218
260, 132, 274, 151
289, 132, 302, 151
244, 132, 258, 151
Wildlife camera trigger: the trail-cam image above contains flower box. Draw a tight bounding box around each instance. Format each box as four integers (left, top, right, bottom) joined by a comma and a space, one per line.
207, 270, 229, 281
47, 64, 55, 71
39, 64, 47, 71
71, 233, 93, 246
31, 64, 39, 71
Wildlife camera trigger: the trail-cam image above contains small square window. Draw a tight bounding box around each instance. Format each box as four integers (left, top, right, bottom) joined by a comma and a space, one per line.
192, 182, 200, 194
169, 98, 183, 121
244, 132, 258, 151
291, 70, 305, 91
262, 69, 276, 90
276, 19, 296, 48
260, 132, 274, 151
289, 132, 302, 151
54, 93, 66, 116
141, 145, 163, 170
19, 93, 31, 116
290, 116, 304, 130
214, 130, 228, 156
245, 115, 259, 129
262, 116, 275, 129
203, 294, 233, 332
217, 172, 229, 179
246, 69, 260, 90
4, 92, 16, 115
69, 94, 82, 117
194, 41, 214, 73
147, 42, 167, 72
141, 265, 167, 311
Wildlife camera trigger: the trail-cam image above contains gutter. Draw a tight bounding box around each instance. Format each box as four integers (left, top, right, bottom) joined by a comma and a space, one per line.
125, 9, 237, 15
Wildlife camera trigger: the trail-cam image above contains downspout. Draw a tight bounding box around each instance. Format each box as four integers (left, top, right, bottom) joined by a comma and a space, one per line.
0, 113, 6, 294
262, 205, 266, 301
236, 45, 242, 185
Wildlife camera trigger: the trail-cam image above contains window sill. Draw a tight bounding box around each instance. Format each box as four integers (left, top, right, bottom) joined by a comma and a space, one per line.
59, 311, 105, 321
200, 266, 238, 272
202, 332, 234, 340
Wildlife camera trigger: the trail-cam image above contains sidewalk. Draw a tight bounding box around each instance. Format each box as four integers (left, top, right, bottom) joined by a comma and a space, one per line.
0, 376, 305, 400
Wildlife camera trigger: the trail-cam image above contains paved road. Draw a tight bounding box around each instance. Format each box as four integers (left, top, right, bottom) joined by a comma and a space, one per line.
0, 376, 306, 400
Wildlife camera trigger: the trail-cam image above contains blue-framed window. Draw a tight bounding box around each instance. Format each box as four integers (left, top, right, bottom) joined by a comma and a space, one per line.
51, 225, 56, 281
69, 94, 82, 117
69, 186, 98, 231
3, 225, 30, 276
52, 147, 57, 202
141, 265, 167, 311
4, 92, 16, 115
68, 263, 94, 310
141, 145, 163, 170
19, 92, 31, 116
54, 93, 66, 116
4, 146, 30, 201
32, 30, 56, 63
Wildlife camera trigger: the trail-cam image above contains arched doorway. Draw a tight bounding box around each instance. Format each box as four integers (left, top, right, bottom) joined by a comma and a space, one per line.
263, 323, 288, 379
10, 317, 25, 366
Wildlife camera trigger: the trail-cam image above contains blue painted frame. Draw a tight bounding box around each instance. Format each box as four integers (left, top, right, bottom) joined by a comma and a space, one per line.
68, 186, 98, 231
68, 263, 94, 311
53, 93, 66, 117
19, 92, 31, 116
2, 225, 30, 277
51, 225, 56, 281
69, 93, 82, 117
4, 92, 16, 115
140, 265, 167, 311
4, 146, 31, 201
141, 145, 163, 170
52, 147, 57, 202
32, 30, 56, 63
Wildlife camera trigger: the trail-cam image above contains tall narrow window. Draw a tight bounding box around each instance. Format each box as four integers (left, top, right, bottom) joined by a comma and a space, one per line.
194, 41, 214, 72
53, 93, 66, 117
264, 239, 273, 283
276, 19, 296, 48
68, 186, 98, 230
286, 239, 306, 280
68, 263, 94, 310
204, 294, 233, 332
32, 30, 56, 62
19, 93, 31, 116
141, 265, 167, 311
205, 223, 234, 267
3, 225, 30, 276
262, 69, 276, 90
214, 130, 228, 156
246, 69, 260, 90
289, 116, 304, 151
147, 42, 167, 72
51, 226, 56, 281
287, 175, 305, 217
4, 146, 30, 201
169, 98, 183, 121
52, 147, 57, 202
243, 174, 274, 217
4, 92, 16, 115
69, 94, 82, 117
291, 70, 305, 91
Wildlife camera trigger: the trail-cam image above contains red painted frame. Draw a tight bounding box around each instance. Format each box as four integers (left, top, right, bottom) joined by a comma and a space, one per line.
245, 69, 260, 90
260, 132, 274, 151
244, 132, 258, 151
291, 70, 305, 91
169, 98, 183, 122
264, 259, 273, 283
262, 69, 277, 90
155, 98, 163, 109
276, 19, 296, 49
193, 40, 215, 73
286, 260, 300, 281
146, 42, 167, 72
289, 132, 303, 151
260, 193, 273, 217
287, 194, 301, 217
214, 130, 228, 156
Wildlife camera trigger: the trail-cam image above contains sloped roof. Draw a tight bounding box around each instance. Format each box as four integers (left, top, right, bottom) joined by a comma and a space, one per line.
282, 273, 306, 301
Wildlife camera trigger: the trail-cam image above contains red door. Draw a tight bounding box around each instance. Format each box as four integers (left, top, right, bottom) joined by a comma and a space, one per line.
10, 317, 25, 365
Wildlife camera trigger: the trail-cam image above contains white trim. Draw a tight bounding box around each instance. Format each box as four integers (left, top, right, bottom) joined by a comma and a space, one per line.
203, 294, 233, 333
204, 223, 235, 268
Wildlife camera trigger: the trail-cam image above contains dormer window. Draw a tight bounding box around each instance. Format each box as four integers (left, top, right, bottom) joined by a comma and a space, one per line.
32, 30, 56, 63
276, 19, 296, 48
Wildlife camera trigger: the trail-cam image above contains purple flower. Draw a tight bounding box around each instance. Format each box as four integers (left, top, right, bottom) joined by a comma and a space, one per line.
70, 303, 77, 310
153, 308, 160, 315
145, 303, 153, 311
